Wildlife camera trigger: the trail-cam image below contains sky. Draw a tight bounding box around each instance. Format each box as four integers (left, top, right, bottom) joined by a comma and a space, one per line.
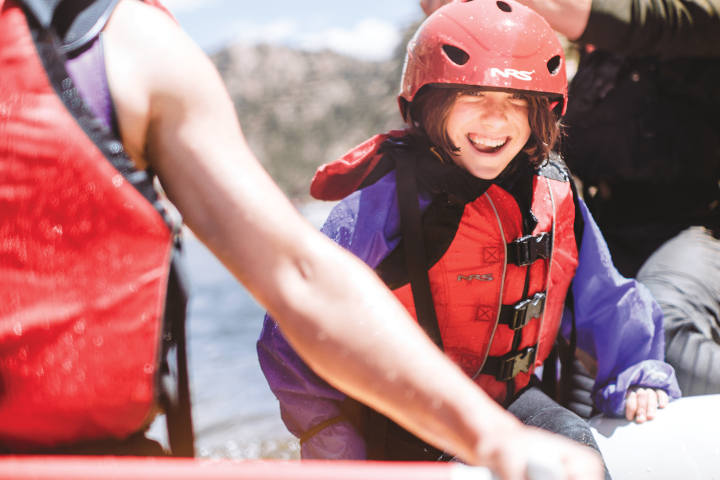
162, 0, 426, 61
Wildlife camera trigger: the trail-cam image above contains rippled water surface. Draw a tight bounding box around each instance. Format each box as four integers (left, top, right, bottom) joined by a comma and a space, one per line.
149, 201, 336, 459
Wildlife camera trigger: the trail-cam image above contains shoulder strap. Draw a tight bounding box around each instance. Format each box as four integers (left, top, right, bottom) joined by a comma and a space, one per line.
17, 0, 121, 54
395, 152, 444, 351
557, 178, 583, 400
540, 166, 584, 401
14, 0, 62, 28
160, 251, 195, 457
568, 176, 585, 254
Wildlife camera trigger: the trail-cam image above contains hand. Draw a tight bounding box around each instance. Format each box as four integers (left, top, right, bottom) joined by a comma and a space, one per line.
477, 420, 604, 480
420, 0, 590, 40
625, 387, 669, 423
420, 0, 453, 16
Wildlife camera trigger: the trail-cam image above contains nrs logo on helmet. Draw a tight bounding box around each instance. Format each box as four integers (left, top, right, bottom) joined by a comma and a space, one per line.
490, 68, 535, 81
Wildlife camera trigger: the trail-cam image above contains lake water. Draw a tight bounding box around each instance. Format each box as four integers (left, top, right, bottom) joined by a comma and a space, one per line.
148, 201, 337, 460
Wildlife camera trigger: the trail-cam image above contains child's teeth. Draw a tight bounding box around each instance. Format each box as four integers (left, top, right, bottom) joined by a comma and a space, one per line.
469, 135, 506, 147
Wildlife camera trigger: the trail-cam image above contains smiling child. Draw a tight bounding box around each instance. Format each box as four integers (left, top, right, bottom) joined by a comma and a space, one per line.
257, 0, 680, 471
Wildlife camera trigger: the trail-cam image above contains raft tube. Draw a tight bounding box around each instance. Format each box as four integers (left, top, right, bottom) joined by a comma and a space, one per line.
590, 394, 720, 480
0, 457, 494, 480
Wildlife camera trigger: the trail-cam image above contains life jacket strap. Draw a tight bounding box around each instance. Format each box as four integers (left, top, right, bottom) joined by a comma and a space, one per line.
481, 346, 537, 382
498, 292, 546, 330
395, 151, 444, 350
506, 232, 551, 267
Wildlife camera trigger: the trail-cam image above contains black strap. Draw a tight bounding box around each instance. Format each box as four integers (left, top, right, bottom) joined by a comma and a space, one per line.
568, 178, 585, 254
161, 252, 195, 457
395, 155, 444, 350
367, 410, 389, 460
505, 232, 551, 267
558, 283, 578, 407
18, 0, 122, 54
57, 0, 121, 54
480, 347, 537, 382
548, 176, 582, 403
16, 0, 63, 28
541, 343, 559, 401
497, 293, 546, 330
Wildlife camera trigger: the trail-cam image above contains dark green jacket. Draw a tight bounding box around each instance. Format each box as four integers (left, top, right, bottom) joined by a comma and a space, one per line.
563, 0, 720, 226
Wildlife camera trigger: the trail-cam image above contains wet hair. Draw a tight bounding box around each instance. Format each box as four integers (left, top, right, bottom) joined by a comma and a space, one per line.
405, 85, 561, 165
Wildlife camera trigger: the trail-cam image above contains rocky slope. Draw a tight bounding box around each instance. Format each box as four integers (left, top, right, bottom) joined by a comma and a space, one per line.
211, 43, 407, 199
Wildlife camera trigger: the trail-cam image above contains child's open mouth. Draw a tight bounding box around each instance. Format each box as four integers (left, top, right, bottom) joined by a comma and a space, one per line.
468, 134, 508, 154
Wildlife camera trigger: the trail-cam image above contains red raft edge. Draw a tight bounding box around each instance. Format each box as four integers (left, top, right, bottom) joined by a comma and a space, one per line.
0, 456, 492, 480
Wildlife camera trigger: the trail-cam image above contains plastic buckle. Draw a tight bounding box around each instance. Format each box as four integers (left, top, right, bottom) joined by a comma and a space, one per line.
497, 347, 536, 382
509, 293, 546, 330
512, 232, 550, 267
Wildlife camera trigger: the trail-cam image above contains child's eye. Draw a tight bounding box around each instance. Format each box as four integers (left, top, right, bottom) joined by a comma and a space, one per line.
509, 94, 529, 105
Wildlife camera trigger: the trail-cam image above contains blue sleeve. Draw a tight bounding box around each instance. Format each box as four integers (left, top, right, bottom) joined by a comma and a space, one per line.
321, 171, 433, 268
257, 172, 433, 458
561, 198, 682, 417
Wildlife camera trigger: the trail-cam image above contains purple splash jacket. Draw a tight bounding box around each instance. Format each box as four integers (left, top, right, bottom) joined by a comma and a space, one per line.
258, 157, 680, 460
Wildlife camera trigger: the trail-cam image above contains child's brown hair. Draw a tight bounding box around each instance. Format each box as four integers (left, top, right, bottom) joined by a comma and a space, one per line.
405, 85, 561, 166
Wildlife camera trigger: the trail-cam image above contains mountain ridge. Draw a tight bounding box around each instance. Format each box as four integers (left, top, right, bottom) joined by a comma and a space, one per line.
211, 43, 406, 200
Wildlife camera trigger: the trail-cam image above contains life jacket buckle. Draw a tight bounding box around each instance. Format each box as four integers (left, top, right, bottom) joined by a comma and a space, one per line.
497, 347, 536, 382
512, 232, 551, 267
509, 292, 546, 330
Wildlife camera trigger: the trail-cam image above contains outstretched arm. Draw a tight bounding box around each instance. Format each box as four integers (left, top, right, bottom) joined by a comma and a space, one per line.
101, 2, 602, 478
420, 0, 591, 39
424, 0, 720, 58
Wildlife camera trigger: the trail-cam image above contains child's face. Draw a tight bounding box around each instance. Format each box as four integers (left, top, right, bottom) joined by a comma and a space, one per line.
445, 90, 531, 179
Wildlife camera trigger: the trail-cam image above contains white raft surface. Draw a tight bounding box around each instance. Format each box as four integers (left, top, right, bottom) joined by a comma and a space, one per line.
590, 394, 720, 480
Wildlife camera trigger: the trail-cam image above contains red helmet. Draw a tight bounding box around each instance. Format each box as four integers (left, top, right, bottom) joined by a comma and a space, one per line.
399, 0, 567, 120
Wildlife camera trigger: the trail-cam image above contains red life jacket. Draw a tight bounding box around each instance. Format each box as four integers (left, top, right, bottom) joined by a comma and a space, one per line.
0, 0, 182, 451
313, 134, 579, 404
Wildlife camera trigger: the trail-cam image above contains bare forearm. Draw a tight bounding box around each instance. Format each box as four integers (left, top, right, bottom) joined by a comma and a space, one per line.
421, 0, 590, 40
263, 237, 511, 463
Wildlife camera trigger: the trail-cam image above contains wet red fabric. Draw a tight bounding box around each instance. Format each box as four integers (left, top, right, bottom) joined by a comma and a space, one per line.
0, 0, 171, 450
310, 130, 406, 201
391, 181, 577, 404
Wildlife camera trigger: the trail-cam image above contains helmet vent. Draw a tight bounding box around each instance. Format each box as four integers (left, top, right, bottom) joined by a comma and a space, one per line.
442, 45, 470, 65
496, 1, 512, 12
547, 55, 562, 75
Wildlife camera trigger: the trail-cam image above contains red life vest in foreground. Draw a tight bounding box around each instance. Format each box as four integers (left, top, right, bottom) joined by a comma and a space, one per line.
0, 0, 174, 450
313, 135, 579, 404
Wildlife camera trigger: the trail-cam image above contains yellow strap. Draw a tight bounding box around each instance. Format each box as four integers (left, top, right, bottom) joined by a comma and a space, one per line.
299, 414, 349, 445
